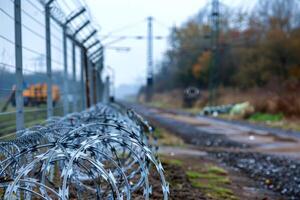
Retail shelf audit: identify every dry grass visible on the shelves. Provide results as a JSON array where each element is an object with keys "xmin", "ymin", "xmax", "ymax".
[
  {"xmin": 215, "ymin": 83, "xmax": 300, "ymax": 117},
  {"xmin": 153, "ymin": 126, "xmax": 185, "ymax": 147},
  {"xmin": 148, "ymin": 83, "xmax": 300, "ymax": 118}
]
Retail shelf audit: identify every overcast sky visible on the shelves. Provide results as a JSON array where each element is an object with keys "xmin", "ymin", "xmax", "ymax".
[
  {"xmin": 85, "ymin": 0, "xmax": 255, "ymax": 88},
  {"xmin": 0, "ymin": 0, "xmax": 256, "ymax": 90}
]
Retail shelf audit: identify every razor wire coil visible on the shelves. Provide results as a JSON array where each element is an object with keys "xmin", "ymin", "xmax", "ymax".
[{"xmin": 0, "ymin": 103, "xmax": 169, "ymax": 199}]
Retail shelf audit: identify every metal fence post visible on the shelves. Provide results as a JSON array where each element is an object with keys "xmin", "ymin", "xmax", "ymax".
[
  {"xmin": 95, "ymin": 62, "xmax": 101, "ymax": 103},
  {"xmin": 93, "ymin": 66, "xmax": 97, "ymax": 104},
  {"xmin": 63, "ymin": 26, "xmax": 69, "ymax": 115},
  {"xmin": 14, "ymin": 0, "xmax": 24, "ymax": 132},
  {"xmin": 72, "ymin": 42, "xmax": 77, "ymax": 112},
  {"xmin": 88, "ymin": 60, "xmax": 94, "ymax": 105},
  {"xmin": 103, "ymin": 76, "xmax": 110, "ymax": 104},
  {"xmin": 45, "ymin": 1, "xmax": 53, "ymax": 118},
  {"xmin": 83, "ymin": 50, "xmax": 91, "ymax": 107},
  {"xmin": 98, "ymin": 72, "xmax": 104, "ymax": 102},
  {"xmin": 99, "ymin": 51, "xmax": 104, "ymax": 102},
  {"xmin": 80, "ymin": 48, "xmax": 86, "ymax": 110}
]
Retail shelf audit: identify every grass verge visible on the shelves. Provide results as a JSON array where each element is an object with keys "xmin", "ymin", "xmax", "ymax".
[
  {"xmin": 153, "ymin": 127, "xmax": 185, "ymax": 147},
  {"xmin": 248, "ymin": 112, "xmax": 283, "ymax": 122},
  {"xmin": 186, "ymin": 164, "xmax": 237, "ymax": 200}
]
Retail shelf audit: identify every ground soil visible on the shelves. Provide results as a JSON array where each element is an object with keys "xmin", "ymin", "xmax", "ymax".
[
  {"xmin": 132, "ymin": 160, "xmax": 208, "ymax": 200},
  {"xmin": 127, "ymin": 103, "xmax": 296, "ymax": 199}
]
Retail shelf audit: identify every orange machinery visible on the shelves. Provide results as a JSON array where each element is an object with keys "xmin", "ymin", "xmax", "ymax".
[
  {"xmin": 1, "ymin": 83, "xmax": 60, "ymax": 112},
  {"xmin": 21, "ymin": 83, "xmax": 60, "ymax": 106}
]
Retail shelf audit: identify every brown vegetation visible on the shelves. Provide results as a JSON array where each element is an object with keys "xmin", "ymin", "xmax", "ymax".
[{"xmin": 150, "ymin": 0, "xmax": 300, "ymax": 118}]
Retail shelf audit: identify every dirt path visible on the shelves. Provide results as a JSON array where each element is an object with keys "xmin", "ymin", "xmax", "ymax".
[
  {"xmin": 159, "ymin": 146, "xmax": 283, "ymax": 200},
  {"xmin": 126, "ymin": 103, "xmax": 300, "ymax": 199},
  {"xmin": 157, "ymin": 109, "xmax": 300, "ymax": 159}
]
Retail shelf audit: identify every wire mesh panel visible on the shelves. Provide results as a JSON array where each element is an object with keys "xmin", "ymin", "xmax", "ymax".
[
  {"xmin": 21, "ymin": 0, "xmax": 48, "ymax": 128},
  {"xmin": 0, "ymin": 0, "xmax": 104, "ymax": 139},
  {"xmin": 0, "ymin": 1, "xmax": 17, "ymax": 138},
  {"xmin": 51, "ymin": 17, "xmax": 64, "ymax": 116}
]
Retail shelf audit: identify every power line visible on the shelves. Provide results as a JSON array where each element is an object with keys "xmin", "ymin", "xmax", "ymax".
[
  {"xmin": 0, "ymin": 7, "xmax": 14, "ymax": 20},
  {"xmin": 22, "ymin": 23, "xmax": 46, "ymax": 40},
  {"xmin": 0, "ymin": 62, "xmax": 15, "ymax": 69},
  {"xmin": 152, "ymin": 18, "xmax": 171, "ymax": 30},
  {"xmin": 0, "ymin": 62, "xmax": 47, "ymax": 77},
  {"xmin": 51, "ymin": 44, "xmax": 63, "ymax": 53},
  {"xmin": 21, "ymin": 7, "xmax": 45, "ymax": 28},
  {"xmin": 51, "ymin": 32, "xmax": 63, "ymax": 43},
  {"xmin": 22, "ymin": 45, "xmax": 45, "ymax": 57},
  {"xmin": 101, "ymin": 19, "xmax": 146, "ymax": 41},
  {"xmin": 0, "ymin": 34, "xmax": 15, "ymax": 45},
  {"xmin": 26, "ymin": 0, "xmax": 45, "ymax": 15}
]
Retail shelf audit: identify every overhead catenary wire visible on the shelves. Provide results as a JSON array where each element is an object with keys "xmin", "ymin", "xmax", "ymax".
[{"xmin": 101, "ymin": 19, "xmax": 146, "ymax": 41}]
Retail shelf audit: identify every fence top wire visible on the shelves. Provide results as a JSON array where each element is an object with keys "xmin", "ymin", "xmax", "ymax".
[
  {"xmin": 36, "ymin": 0, "xmax": 102, "ymax": 53},
  {"xmin": 1, "ymin": 0, "xmax": 102, "ymax": 63}
]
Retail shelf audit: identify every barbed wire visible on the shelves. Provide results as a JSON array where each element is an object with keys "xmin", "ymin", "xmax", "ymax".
[{"xmin": 0, "ymin": 103, "xmax": 169, "ymax": 199}]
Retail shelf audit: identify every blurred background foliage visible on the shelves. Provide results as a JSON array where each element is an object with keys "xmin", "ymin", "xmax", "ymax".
[{"xmin": 153, "ymin": 0, "xmax": 300, "ymax": 92}]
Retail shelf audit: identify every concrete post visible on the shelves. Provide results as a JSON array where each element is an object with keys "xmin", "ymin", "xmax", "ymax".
[
  {"xmin": 103, "ymin": 76, "xmax": 110, "ymax": 104},
  {"xmin": 146, "ymin": 16, "xmax": 153, "ymax": 102},
  {"xmin": 45, "ymin": 2, "xmax": 53, "ymax": 118},
  {"xmin": 83, "ymin": 50, "xmax": 91, "ymax": 108},
  {"xmin": 63, "ymin": 27, "xmax": 69, "ymax": 115},
  {"xmin": 88, "ymin": 60, "xmax": 94, "ymax": 105},
  {"xmin": 72, "ymin": 42, "xmax": 77, "ymax": 112},
  {"xmin": 80, "ymin": 48, "xmax": 86, "ymax": 110},
  {"xmin": 14, "ymin": 0, "xmax": 24, "ymax": 132}
]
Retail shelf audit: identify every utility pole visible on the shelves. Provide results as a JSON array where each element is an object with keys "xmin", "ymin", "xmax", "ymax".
[
  {"xmin": 145, "ymin": 16, "xmax": 153, "ymax": 102},
  {"xmin": 209, "ymin": 0, "xmax": 220, "ymax": 106}
]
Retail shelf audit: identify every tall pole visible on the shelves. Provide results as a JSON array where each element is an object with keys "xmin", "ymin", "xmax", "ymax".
[
  {"xmin": 93, "ymin": 67, "xmax": 97, "ymax": 104},
  {"xmin": 45, "ymin": 1, "xmax": 53, "ymax": 118},
  {"xmin": 106, "ymin": 66, "xmax": 115, "ymax": 100},
  {"xmin": 145, "ymin": 16, "xmax": 153, "ymax": 102},
  {"xmin": 96, "ymin": 62, "xmax": 104, "ymax": 102},
  {"xmin": 80, "ymin": 48, "xmax": 86, "ymax": 110},
  {"xmin": 84, "ymin": 51, "xmax": 91, "ymax": 108},
  {"xmin": 63, "ymin": 27, "xmax": 69, "ymax": 115},
  {"xmin": 72, "ymin": 42, "xmax": 77, "ymax": 112},
  {"xmin": 98, "ymin": 50, "xmax": 104, "ymax": 102},
  {"xmin": 209, "ymin": 0, "xmax": 220, "ymax": 106},
  {"xmin": 14, "ymin": 0, "xmax": 24, "ymax": 132},
  {"xmin": 103, "ymin": 76, "xmax": 110, "ymax": 103},
  {"xmin": 88, "ymin": 59, "xmax": 94, "ymax": 106}
]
